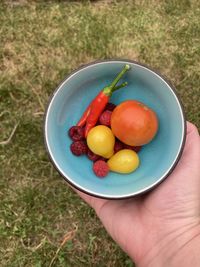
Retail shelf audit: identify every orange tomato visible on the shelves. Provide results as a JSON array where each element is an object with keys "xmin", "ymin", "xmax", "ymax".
[{"xmin": 111, "ymin": 100, "xmax": 158, "ymax": 146}]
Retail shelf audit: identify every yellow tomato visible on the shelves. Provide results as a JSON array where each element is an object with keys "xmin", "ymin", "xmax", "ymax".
[
  {"xmin": 86, "ymin": 125, "xmax": 115, "ymax": 158},
  {"xmin": 107, "ymin": 149, "xmax": 140, "ymax": 173}
]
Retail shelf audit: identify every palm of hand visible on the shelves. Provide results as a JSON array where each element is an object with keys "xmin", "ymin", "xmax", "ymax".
[{"xmin": 77, "ymin": 123, "xmax": 200, "ymax": 265}]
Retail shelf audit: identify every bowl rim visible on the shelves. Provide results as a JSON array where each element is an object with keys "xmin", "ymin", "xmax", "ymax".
[{"xmin": 44, "ymin": 59, "xmax": 186, "ymax": 199}]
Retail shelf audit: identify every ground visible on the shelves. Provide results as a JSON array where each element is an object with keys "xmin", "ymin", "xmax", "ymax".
[{"xmin": 0, "ymin": 0, "xmax": 200, "ymax": 266}]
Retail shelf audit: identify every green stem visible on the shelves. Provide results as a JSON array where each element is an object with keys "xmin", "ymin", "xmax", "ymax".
[
  {"xmin": 103, "ymin": 82, "xmax": 128, "ymax": 96},
  {"xmin": 109, "ymin": 64, "xmax": 130, "ymax": 90},
  {"xmin": 112, "ymin": 82, "xmax": 128, "ymax": 92}
]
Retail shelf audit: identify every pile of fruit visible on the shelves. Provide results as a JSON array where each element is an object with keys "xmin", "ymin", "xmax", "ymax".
[{"xmin": 68, "ymin": 65, "xmax": 158, "ymax": 178}]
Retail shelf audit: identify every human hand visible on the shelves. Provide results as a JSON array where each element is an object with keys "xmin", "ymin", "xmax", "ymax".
[{"xmin": 76, "ymin": 122, "xmax": 200, "ymax": 267}]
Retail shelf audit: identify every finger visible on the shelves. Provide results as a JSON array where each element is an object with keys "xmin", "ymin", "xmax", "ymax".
[
  {"xmin": 186, "ymin": 121, "xmax": 200, "ymax": 136},
  {"xmin": 181, "ymin": 122, "xmax": 200, "ymax": 165},
  {"xmin": 160, "ymin": 121, "xmax": 200, "ymax": 187}
]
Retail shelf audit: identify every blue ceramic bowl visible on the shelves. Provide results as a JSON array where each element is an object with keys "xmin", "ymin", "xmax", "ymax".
[{"xmin": 44, "ymin": 60, "xmax": 186, "ymax": 199}]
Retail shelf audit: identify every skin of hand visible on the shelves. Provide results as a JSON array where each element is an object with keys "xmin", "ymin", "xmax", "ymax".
[{"xmin": 75, "ymin": 122, "xmax": 200, "ymax": 267}]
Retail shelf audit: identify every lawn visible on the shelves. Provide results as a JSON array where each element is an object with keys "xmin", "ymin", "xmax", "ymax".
[{"xmin": 0, "ymin": 0, "xmax": 200, "ymax": 266}]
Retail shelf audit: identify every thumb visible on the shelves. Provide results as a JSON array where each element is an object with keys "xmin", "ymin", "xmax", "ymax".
[{"xmin": 179, "ymin": 122, "xmax": 200, "ymax": 172}]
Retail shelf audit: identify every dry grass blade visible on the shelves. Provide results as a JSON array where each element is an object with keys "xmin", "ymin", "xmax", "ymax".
[
  {"xmin": 0, "ymin": 111, "xmax": 10, "ymax": 118},
  {"xmin": 22, "ymin": 77, "xmax": 45, "ymax": 111},
  {"xmin": 49, "ymin": 226, "xmax": 78, "ymax": 267},
  {"xmin": 0, "ymin": 122, "xmax": 19, "ymax": 145},
  {"xmin": 33, "ymin": 111, "xmax": 44, "ymax": 117},
  {"xmin": 20, "ymin": 237, "xmax": 47, "ymax": 252}
]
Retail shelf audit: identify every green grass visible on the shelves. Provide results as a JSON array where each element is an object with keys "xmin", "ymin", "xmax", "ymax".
[{"xmin": 0, "ymin": 0, "xmax": 200, "ymax": 266}]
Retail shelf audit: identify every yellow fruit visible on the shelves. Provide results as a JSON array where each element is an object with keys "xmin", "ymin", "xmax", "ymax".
[
  {"xmin": 107, "ymin": 149, "xmax": 140, "ymax": 173},
  {"xmin": 86, "ymin": 125, "xmax": 115, "ymax": 159}
]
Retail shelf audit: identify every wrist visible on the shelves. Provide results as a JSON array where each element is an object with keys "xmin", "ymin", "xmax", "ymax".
[{"xmin": 138, "ymin": 221, "xmax": 200, "ymax": 267}]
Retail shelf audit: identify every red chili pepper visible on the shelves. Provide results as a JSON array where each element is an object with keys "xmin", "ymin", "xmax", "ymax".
[
  {"xmin": 80, "ymin": 64, "xmax": 130, "ymax": 137},
  {"xmin": 77, "ymin": 82, "xmax": 127, "ymax": 128},
  {"xmin": 77, "ymin": 103, "xmax": 92, "ymax": 127}
]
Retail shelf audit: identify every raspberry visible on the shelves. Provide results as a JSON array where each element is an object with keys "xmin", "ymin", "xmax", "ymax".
[
  {"xmin": 70, "ymin": 141, "xmax": 88, "ymax": 156},
  {"xmin": 123, "ymin": 144, "xmax": 142, "ymax": 153},
  {"xmin": 123, "ymin": 144, "xmax": 133, "ymax": 150},
  {"xmin": 114, "ymin": 140, "xmax": 124, "ymax": 153},
  {"xmin": 93, "ymin": 160, "xmax": 109, "ymax": 178},
  {"xmin": 105, "ymin": 102, "xmax": 116, "ymax": 111},
  {"xmin": 68, "ymin": 126, "xmax": 84, "ymax": 141},
  {"xmin": 133, "ymin": 146, "xmax": 142, "ymax": 153},
  {"xmin": 87, "ymin": 149, "xmax": 101, "ymax": 161},
  {"xmin": 99, "ymin": 110, "xmax": 112, "ymax": 126},
  {"xmin": 98, "ymin": 156, "xmax": 107, "ymax": 161}
]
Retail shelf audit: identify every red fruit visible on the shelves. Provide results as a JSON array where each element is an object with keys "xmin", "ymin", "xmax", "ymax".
[
  {"xmin": 105, "ymin": 102, "xmax": 116, "ymax": 111},
  {"xmin": 68, "ymin": 126, "xmax": 84, "ymax": 141},
  {"xmin": 133, "ymin": 146, "xmax": 142, "ymax": 153},
  {"xmin": 114, "ymin": 140, "xmax": 124, "ymax": 153},
  {"xmin": 93, "ymin": 160, "xmax": 109, "ymax": 178},
  {"xmin": 99, "ymin": 110, "xmax": 112, "ymax": 126},
  {"xmin": 70, "ymin": 141, "xmax": 88, "ymax": 156},
  {"xmin": 123, "ymin": 144, "xmax": 142, "ymax": 153},
  {"xmin": 111, "ymin": 100, "xmax": 158, "ymax": 146},
  {"xmin": 87, "ymin": 149, "xmax": 101, "ymax": 161},
  {"xmin": 98, "ymin": 157, "xmax": 107, "ymax": 161}
]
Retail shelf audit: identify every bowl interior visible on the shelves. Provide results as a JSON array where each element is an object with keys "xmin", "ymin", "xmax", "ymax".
[{"xmin": 45, "ymin": 61, "xmax": 185, "ymax": 198}]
